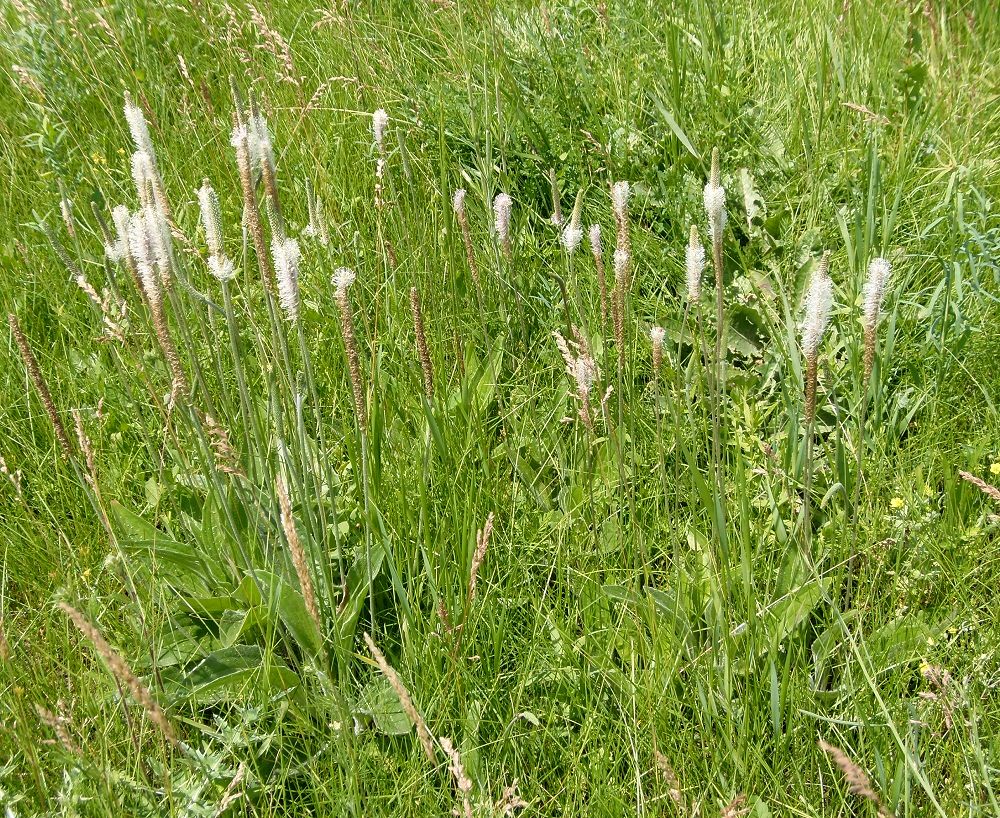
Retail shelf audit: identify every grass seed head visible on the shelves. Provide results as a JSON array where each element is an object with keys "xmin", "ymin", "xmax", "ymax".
[
  {"xmin": 8, "ymin": 313, "xmax": 73, "ymax": 459},
  {"xmin": 410, "ymin": 287, "xmax": 434, "ymax": 399},
  {"xmin": 862, "ymin": 256, "xmax": 892, "ymax": 381},
  {"xmin": 704, "ymin": 147, "xmax": 727, "ymax": 242},
  {"xmin": 453, "ymin": 188, "xmax": 479, "ymax": 287},
  {"xmin": 493, "ymin": 193, "xmax": 512, "ymax": 258},
  {"xmin": 59, "ymin": 602, "xmax": 178, "ymax": 747},
  {"xmin": 802, "ymin": 252, "xmax": 834, "ymax": 363},
  {"xmin": 363, "ymin": 633, "xmax": 436, "ymax": 762},
  {"xmin": 590, "ymin": 223, "xmax": 608, "ymax": 326},
  {"xmin": 372, "ymin": 108, "xmax": 389, "ymax": 152},
  {"xmin": 561, "ymin": 189, "xmax": 584, "ymax": 255},
  {"xmin": 650, "ymin": 326, "xmax": 666, "ymax": 378},
  {"xmin": 108, "ymin": 205, "xmax": 131, "ymax": 263},
  {"xmin": 686, "ymin": 224, "xmax": 705, "ymax": 302},
  {"xmin": 958, "ymin": 470, "xmax": 1000, "ymax": 504},
  {"xmin": 468, "ymin": 511, "xmax": 494, "ymax": 604},
  {"xmin": 272, "ymin": 236, "xmax": 301, "ymax": 322},
  {"xmin": 197, "ymin": 180, "xmax": 224, "ymax": 257},
  {"xmin": 549, "ymin": 167, "xmax": 563, "ymax": 226},
  {"xmin": 588, "ymin": 223, "xmax": 602, "ymax": 259},
  {"xmin": 276, "ymin": 476, "xmax": 322, "ymax": 636},
  {"xmin": 123, "ymin": 91, "xmax": 155, "ymax": 161},
  {"xmin": 819, "ymin": 739, "xmax": 895, "ymax": 818},
  {"xmin": 35, "ymin": 704, "xmax": 80, "ymax": 757},
  {"xmin": 611, "ymin": 180, "xmax": 630, "ymax": 222}
]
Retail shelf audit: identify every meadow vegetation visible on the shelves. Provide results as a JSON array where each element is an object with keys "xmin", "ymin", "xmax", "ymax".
[{"xmin": 1, "ymin": 0, "xmax": 999, "ymax": 814}]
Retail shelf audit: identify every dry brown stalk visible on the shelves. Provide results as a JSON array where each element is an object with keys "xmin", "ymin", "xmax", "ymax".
[
  {"xmin": 819, "ymin": 739, "xmax": 895, "ymax": 818},
  {"xmin": 467, "ymin": 511, "xmax": 494, "ymax": 604},
  {"xmin": 410, "ymin": 287, "xmax": 434, "ymax": 399},
  {"xmin": 363, "ymin": 632, "xmax": 435, "ymax": 762},
  {"xmin": 276, "ymin": 476, "xmax": 322, "ymax": 637},
  {"xmin": 9, "ymin": 314, "xmax": 74, "ymax": 458},
  {"xmin": 958, "ymin": 470, "xmax": 1000, "ymax": 504},
  {"xmin": 59, "ymin": 602, "xmax": 178, "ymax": 747}
]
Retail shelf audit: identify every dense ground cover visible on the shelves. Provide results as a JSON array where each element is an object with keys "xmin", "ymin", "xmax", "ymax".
[{"xmin": 1, "ymin": 0, "xmax": 999, "ymax": 814}]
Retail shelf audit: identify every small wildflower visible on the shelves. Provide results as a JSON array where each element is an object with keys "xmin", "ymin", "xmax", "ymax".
[
  {"xmin": 890, "ymin": 496, "xmax": 904, "ymax": 510},
  {"xmin": 991, "ymin": 462, "xmax": 1000, "ymax": 476}
]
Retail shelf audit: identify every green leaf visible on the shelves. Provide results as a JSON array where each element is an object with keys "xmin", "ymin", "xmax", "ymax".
[
  {"xmin": 175, "ymin": 645, "xmax": 299, "ymax": 705},
  {"xmin": 358, "ymin": 676, "xmax": 411, "ymax": 736},
  {"xmin": 109, "ymin": 500, "xmax": 163, "ymax": 542},
  {"xmin": 255, "ymin": 570, "xmax": 324, "ymax": 657},
  {"xmin": 649, "ymin": 91, "xmax": 700, "ymax": 159},
  {"xmin": 764, "ymin": 580, "xmax": 828, "ymax": 647},
  {"xmin": 336, "ymin": 544, "xmax": 385, "ymax": 649}
]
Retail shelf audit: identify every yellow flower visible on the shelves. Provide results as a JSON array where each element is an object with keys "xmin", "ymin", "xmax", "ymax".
[
  {"xmin": 990, "ymin": 462, "xmax": 1000, "ymax": 476},
  {"xmin": 890, "ymin": 497, "xmax": 904, "ymax": 510}
]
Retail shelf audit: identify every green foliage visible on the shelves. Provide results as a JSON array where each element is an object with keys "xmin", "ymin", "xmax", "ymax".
[{"xmin": 1, "ymin": 0, "xmax": 999, "ymax": 815}]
